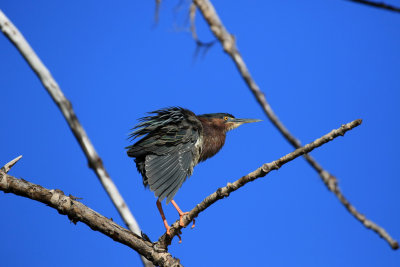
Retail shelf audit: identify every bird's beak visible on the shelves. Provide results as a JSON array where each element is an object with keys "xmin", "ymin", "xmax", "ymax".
[
  {"xmin": 226, "ymin": 118, "xmax": 261, "ymax": 131},
  {"xmin": 231, "ymin": 118, "xmax": 262, "ymax": 124}
]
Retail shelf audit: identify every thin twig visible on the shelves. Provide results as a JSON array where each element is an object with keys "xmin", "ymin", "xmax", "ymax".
[
  {"xmin": 346, "ymin": 0, "xmax": 400, "ymax": 13},
  {"xmin": 0, "ymin": 155, "xmax": 22, "ymax": 173},
  {"xmin": 0, "ymin": 9, "xmax": 153, "ymax": 266},
  {"xmin": 189, "ymin": 3, "xmax": 216, "ymax": 59},
  {"xmin": 190, "ymin": 0, "xmax": 398, "ymax": 250},
  {"xmin": 189, "ymin": 3, "xmax": 198, "ymax": 40},
  {"xmin": 0, "ymin": 159, "xmax": 182, "ymax": 267}
]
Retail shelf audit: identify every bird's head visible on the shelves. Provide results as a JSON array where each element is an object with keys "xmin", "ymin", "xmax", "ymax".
[{"xmin": 198, "ymin": 113, "xmax": 261, "ymax": 132}]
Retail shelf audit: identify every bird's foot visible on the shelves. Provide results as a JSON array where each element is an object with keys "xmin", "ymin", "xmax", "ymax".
[
  {"xmin": 177, "ymin": 211, "xmax": 196, "ymax": 229},
  {"xmin": 170, "ymin": 227, "xmax": 183, "ymax": 243},
  {"xmin": 178, "ymin": 212, "xmax": 196, "ymax": 229},
  {"xmin": 171, "ymin": 200, "xmax": 195, "ymax": 228},
  {"xmin": 165, "ymin": 226, "xmax": 182, "ymax": 244},
  {"xmin": 177, "ymin": 233, "xmax": 182, "ymax": 243},
  {"xmin": 170, "ymin": 200, "xmax": 196, "ymax": 229},
  {"xmin": 165, "ymin": 225, "xmax": 184, "ymax": 244},
  {"xmin": 166, "ymin": 225, "xmax": 171, "ymax": 236}
]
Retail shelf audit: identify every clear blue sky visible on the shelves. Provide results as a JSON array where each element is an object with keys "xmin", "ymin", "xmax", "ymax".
[{"xmin": 1, "ymin": 1, "xmax": 399, "ymax": 266}]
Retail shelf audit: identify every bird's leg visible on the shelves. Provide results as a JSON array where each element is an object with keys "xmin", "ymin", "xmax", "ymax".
[
  {"xmin": 155, "ymin": 199, "xmax": 194, "ymax": 243},
  {"xmin": 171, "ymin": 199, "xmax": 195, "ymax": 228},
  {"xmin": 156, "ymin": 200, "xmax": 183, "ymax": 242},
  {"xmin": 156, "ymin": 200, "xmax": 171, "ymax": 236}
]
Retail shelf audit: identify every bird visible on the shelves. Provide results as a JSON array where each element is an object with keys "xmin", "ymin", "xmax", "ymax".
[{"xmin": 126, "ymin": 107, "xmax": 260, "ymax": 236}]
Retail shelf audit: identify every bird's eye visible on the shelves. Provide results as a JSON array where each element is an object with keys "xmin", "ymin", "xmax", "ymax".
[{"xmin": 223, "ymin": 116, "xmax": 229, "ymax": 121}]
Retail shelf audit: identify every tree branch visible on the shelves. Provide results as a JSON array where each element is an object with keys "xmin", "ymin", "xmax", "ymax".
[
  {"xmin": 0, "ymin": 155, "xmax": 22, "ymax": 173},
  {"xmin": 189, "ymin": 3, "xmax": 217, "ymax": 59},
  {"xmin": 0, "ymin": 9, "xmax": 153, "ymax": 266},
  {"xmin": 190, "ymin": 0, "xmax": 398, "ymax": 250},
  {"xmin": 157, "ymin": 119, "xmax": 399, "ymax": 250},
  {"xmin": 0, "ymin": 157, "xmax": 182, "ymax": 267},
  {"xmin": 346, "ymin": 0, "xmax": 400, "ymax": 13}
]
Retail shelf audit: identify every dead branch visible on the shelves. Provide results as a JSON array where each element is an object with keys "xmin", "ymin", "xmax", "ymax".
[
  {"xmin": 0, "ymin": 157, "xmax": 182, "ymax": 267},
  {"xmin": 190, "ymin": 0, "xmax": 398, "ymax": 250},
  {"xmin": 157, "ymin": 119, "xmax": 397, "ymax": 249},
  {"xmin": 0, "ymin": 9, "xmax": 153, "ymax": 266}
]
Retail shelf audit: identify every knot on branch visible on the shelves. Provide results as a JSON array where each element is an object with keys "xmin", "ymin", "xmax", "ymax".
[
  {"xmin": 216, "ymin": 187, "xmax": 230, "ymax": 198},
  {"xmin": 88, "ymin": 157, "xmax": 104, "ymax": 170},
  {"xmin": 48, "ymin": 189, "xmax": 79, "ymax": 224},
  {"xmin": 153, "ymin": 242, "xmax": 168, "ymax": 253},
  {"xmin": 49, "ymin": 189, "xmax": 64, "ymax": 203},
  {"xmin": 262, "ymin": 162, "xmax": 279, "ymax": 174},
  {"xmin": 338, "ymin": 126, "xmax": 346, "ymax": 136}
]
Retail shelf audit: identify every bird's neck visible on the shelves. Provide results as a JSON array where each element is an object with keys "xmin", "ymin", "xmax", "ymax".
[{"xmin": 198, "ymin": 118, "xmax": 227, "ymax": 162}]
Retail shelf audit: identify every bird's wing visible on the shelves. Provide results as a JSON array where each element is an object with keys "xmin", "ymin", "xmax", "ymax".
[
  {"xmin": 145, "ymin": 142, "xmax": 195, "ymax": 203},
  {"xmin": 143, "ymin": 126, "xmax": 200, "ymax": 203},
  {"xmin": 126, "ymin": 108, "xmax": 202, "ymax": 203}
]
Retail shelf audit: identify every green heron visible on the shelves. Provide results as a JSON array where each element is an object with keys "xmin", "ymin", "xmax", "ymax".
[{"xmin": 126, "ymin": 107, "xmax": 260, "ymax": 236}]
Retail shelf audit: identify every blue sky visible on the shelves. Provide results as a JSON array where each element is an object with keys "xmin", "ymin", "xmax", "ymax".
[{"xmin": 1, "ymin": 1, "xmax": 399, "ymax": 266}]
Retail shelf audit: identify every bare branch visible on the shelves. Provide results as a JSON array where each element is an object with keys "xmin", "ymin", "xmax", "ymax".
[
  {"xmin": 0, "ymin": 9, "xmax": 152, "ymax": 266},
  {"xmin": 0, "ymin": 164, "xmax": 182, "ymax": 267},
  {"xmin": 158, "ymin": 119, "xmax": 399, "ymax": 250},
  {"xmin": 329, "ymin": 175, "xmax": 399, "ymax": 249},
  {"xmin": 347, "ymin": 0, "xmax": 400, "ymax": 13},
  {"xmin": 190, "ymin": 0, "xmax": 398, "ymax": 249},
  {"xmin": 0, "ymin": 155, "xmax": 22, "ymax": 173},
  {"xmin": 190, "ymin": 0, "xmax": 327, "ymax": 176}
]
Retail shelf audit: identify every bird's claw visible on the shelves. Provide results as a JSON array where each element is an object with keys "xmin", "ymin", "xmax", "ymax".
[
  {"xmin": 165, "ymin": 226, "xmax": 184, "ymax": 244},
  {"xmin": 179, "ymin": 212, "xmax": 196, "ymax": 229},
  {"xmin": 178, "ymin": 233, "xmax": 182, "ymax": 243}
]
